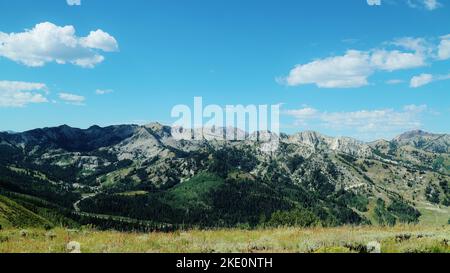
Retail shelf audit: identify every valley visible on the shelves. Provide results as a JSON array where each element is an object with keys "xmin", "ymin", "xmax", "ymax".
[{"xmin": 0, "ymin": 124, "xmax": 449, "ymax": 231}]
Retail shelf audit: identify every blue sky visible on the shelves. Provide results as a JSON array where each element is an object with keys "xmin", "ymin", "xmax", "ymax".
[{"xmin": 0, "ymin": 0, "xmax": 449, "ymax": 140}]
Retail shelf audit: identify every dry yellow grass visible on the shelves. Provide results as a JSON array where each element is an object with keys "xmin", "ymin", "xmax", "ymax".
[{"xmin": 0, "ymin": 225, "xmax": 449, "ymax": 253}]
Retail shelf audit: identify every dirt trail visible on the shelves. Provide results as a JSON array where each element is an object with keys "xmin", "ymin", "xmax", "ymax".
[{"xmin": 73, "ymin": 193, "xmax": 97, "ymax": 212}]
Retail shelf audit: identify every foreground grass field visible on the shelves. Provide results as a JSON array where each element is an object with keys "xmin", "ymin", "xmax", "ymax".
[{"xmin": 0, "ymin": 225, "xmax": 449, "ymax": 253}]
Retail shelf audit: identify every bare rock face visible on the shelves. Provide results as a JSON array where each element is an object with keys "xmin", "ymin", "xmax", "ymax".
[
  {"xmin": 288, "ymin": 131, "xmax": 325, "ymax": 148},
  {"xmin": 327, "ymin": 137, "xmax": 373, "ymax": 158},
  {"xmin": 287, "ymin": 131, "xmax": 373, "ymax": 157},
  {"xmin": 110, "ymin": 127, "xmax": 164, "ymax": 161}
]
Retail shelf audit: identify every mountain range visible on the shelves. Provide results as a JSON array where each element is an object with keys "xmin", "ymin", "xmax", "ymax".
[{"xmin": 0, "ymin": 124, "xmax": 449, "ymax": 230}]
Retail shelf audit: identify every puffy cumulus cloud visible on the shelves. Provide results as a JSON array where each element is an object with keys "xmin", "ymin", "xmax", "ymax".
[
  {"xmin": 284, "ymin": 104, "xmax": 428, "ymax": 139},
  {"xmin": 280, "ymin": 50, "xmax": 373, "ymax": 88},
  {"xmin": 372, "ymin": 37, "xmax": 430, "ymax": 70},
  {"xmin": 80, "ymin": 30, "xmax": 119, "ymax": 52},
  {"xmin": 410, "ymin": 73, "xmax": 450, "ymax": 88},
  {"xmin": 0, "ymin": 22, "xmax": 118, "ymax": 68},
  {"xmin": 438, "ymin": 34, "xmax": 450, "ymax": 60},
  {"xmin": 0, "ymin": 80, "xmax": 48, "ymax": 107},
  {"xmin": 370, "ymin": 50, "xmax": 425, "ymax": 71},
  {"xmin": 58, "ymin": 92, "xmax": 85, "ymax": 105},
  {"xmin": 280, "ymin": 50, "xmax": 423, "ymax": 89},
  {"xmin": 280, "ymin": 37, "xmax": 433, "ymax": 89},
  {"xmin": 67, "ymin": 0, "xmax": 81, "ymax": 6},
  {"xmin": 367, "ymin": 0, "xmax": 381, "ymax": 6}
]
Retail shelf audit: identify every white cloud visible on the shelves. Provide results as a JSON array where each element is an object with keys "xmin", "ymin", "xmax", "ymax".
[
  {"xmin": 285, "ymin": 107, "xmax": 318, "ymax": 117},
  {"xmin": 410, "ymin": 73, "xmax": 433, "ymax": 88},
  {"xmin": 423, "ymin": 0, "xmax": 441, "ymax": 10},
  {"xmin": 281, "ymin": 50, "xmax": 373, "ymax": 88},
  {"xmin": 438, "ymin": 34, "xmax": 450, "ymax": 60},
  {"xmin": 407, "ymin": 0, "xmax": 442, "ymax": 10},
  {"xmin": 0, "ymin": 80, "xmax": 48, "ymax": 107},
  {"xmin": 67, "ymin": 0, "xmax": 81, "ymax": 6},
  {"xmin": 410, "ymin": 72, "xmax": 450, "ymax": 88},
  {"xmin": 367, "ymin": 0, "xmax": 381, "ymax": 6},
  {"xmin": 374, "ymin": 37, "xmax": 430, "ymax": 70},
  {"xmin": 386, "ymin": 79, "xmax": 404, "ymax": 84},
  {"xmin": 392, "ymin": 37, "xmax": 430, "ymax": 53},
  {"xmin": 0, "ymin": 22, "xmax": 118, "ymax": 68},
  {"xmin": 366, "ymin": 0, "xmax": 442, "ymax": 10},
  {"xmin": 58, "ymin": 92, "xmax": 85, "ymax": 105},
  {"xmin": 80, "ymin": 30, "xmax": 119, "ymax": 52},
  {"xmin": 72, "ymin": 55, "xmax": 104, "ymax": 68},
  {"xmin": 285, "ymin": 104, "xmax": 427, "ymax": 139},
  {"xmin": 280, "ymin": 36, "xmax": 436, "ymax": 89},
  {"xmin": 280, "ymin": 50, "xmax": 420, "ymax": 88},
  {"xmin": 370, "ymin": 50, "xmax": 425, "ymax": 71},
  {"xmin": 95, "ymin": 89, "xmax": 113, "ymax": 95}
]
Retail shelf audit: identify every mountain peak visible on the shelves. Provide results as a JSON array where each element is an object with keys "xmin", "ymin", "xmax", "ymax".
[
  {"xmin": 88, "ymin": 125, "xmax": 102, "ymax": 130},
  {"xmin": 394, "ymin": 130, "xmax": 433, "ymax": 141},
  {"xmin": 1, "ymin": 130, "xmax": 16, "ymax": 134},
  {"xmin": 144, "ymin": 122, "xmax": 168, "ymax": 131}
]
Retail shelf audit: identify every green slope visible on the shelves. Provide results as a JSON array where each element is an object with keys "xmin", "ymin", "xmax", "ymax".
[
  {"xmin": 79, "ymin": 171, "xmax": 366, "ymax": 228},
  {"xmin": 164, "ymin": 173, "xmax": 225, "ymax": 208},
  {"xmin": 0, "ymin": 194, "xmax": 53, "ymax": 229}
]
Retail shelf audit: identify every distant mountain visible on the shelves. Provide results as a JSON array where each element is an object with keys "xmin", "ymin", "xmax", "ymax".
[
  {"xmin": 393, "ymin": 130, "xmax": 450, "ymax": 154},
  {"xmin": 0, "ymin": 124, "xmax": 449, "ymax": 230},
  {"xmin": 3, "ymin": 124, "xmax": 137, "ymax": 152}
]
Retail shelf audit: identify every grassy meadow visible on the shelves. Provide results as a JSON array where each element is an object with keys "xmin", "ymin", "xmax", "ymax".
[{"xmin": 0, "ymin": 225, "xmax": 448, "ymax": 253}]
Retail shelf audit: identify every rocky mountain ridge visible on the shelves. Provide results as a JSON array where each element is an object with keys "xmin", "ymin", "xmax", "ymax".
[{"xmin": 0, "ymin": 124, "xmax": 448, "ymax": 228}]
